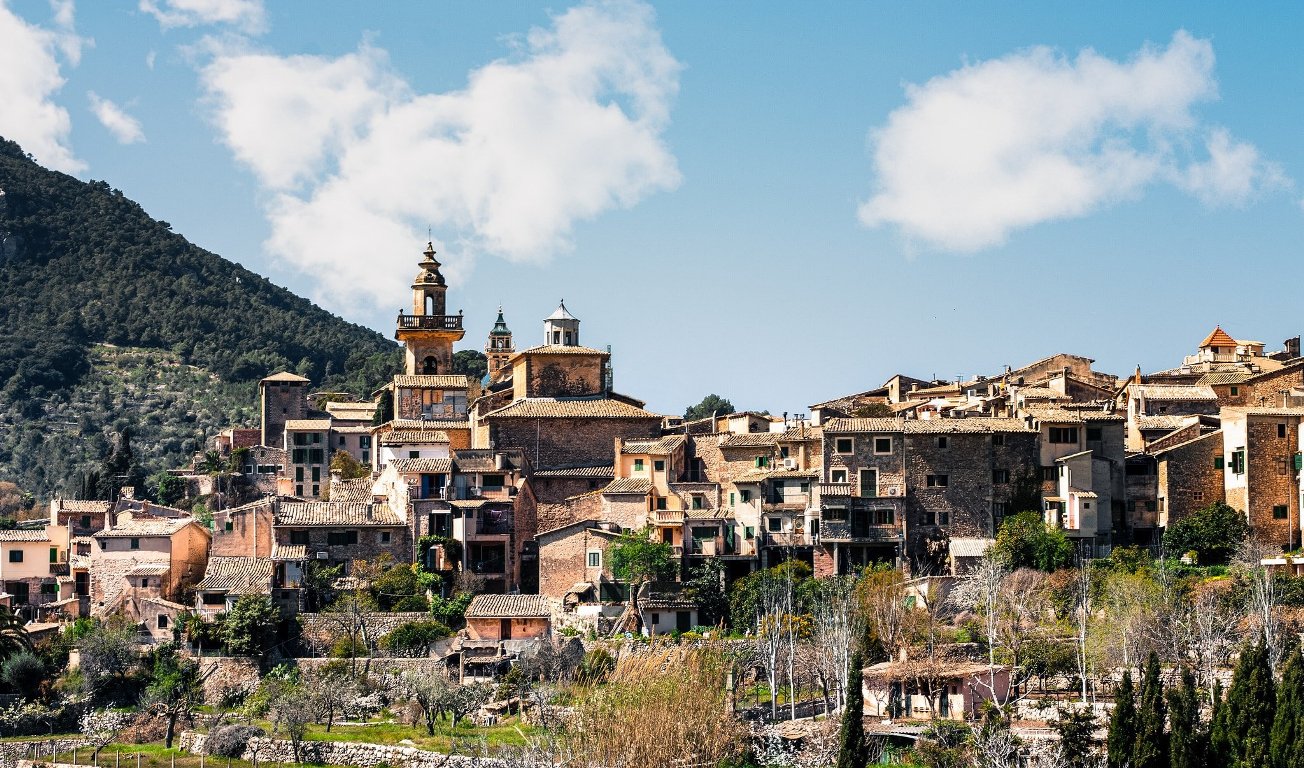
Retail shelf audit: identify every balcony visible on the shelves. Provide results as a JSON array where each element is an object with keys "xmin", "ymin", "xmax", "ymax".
[
  {"xmin": 475, "ymin": 516, "xmax": 513, "ymax": 536},
  {"xmin": 469, "ymin": 558, "xmax": 507, "ymax": 575},
  {"xmin": 652, "ymin": 509, "xmax": 684, "ymax": 526},
  {"xmin": 763, "ymin": 494, "xmax": 811, "ymax": 512},
  {"xmin": 818, "ymin": 483, "xmax": 854, "ymax": 498},
  {"xmin": 818, "ymin": 521, "xmax": 903, "ymax": 543},
  {"xmin": 397, "ymin": 313, "xmax": 463, "ymax": 331}
]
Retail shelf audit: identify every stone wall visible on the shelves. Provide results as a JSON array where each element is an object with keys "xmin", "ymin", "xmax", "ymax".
[
  {"xmin": 1157, "ymin": 430, "xmax": 1224, "ymax": 530},
  {"xmin": 180, "ymin": 731, "xmax": 502, "ymax": 768},
  {"xmin": 537, "ymin": 491, "xmax": 602, "ymax": 534},
  {"xmin": 487, "ymin": 417, "xmax": 660, "ymax": 472},
  {"xmin": 0, "ymin": 739, "xmax": 89, "ymax": 767},
  {"xmin": 1245, "ymin": 417, "xmax": 1300, "ymax": 546},
  {"xmin": 537, "ymin": 523, "xmax": 612, "ymax": 599},
  {"xmin": 197, "ymin": 656, "xmax": 262, "ymax": 704},
  {"xmin": 298, "ymin": 611, "xmax": 432, "ymax": 652}
]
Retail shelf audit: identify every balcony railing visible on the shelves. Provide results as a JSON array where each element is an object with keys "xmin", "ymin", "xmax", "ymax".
[
  {"xmin": 475, "ymin": 518, "xmax": 513, "ymax": 535},
  {"xmin": 652, "ymin": 509, "xmax": 684, "ymax": 526},
  {"xmin": 397, "ymin": 313, "xmax": 464, "ymax": 331},
  {"xmin": 818, "ymin": 483, "xmax": 854, "ymax": 497},
  {"xmin": 470, "ymin": 558, "xmax": 507, "ymax": 575},
  {"xmin": 818, "ymin": 521, "xmax": 903, "ymax": 543}
]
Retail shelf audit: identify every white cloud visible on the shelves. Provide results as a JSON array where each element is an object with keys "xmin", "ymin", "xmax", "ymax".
[
  {"xmin": 200, "ymin": 0, "xmax": 681, "ymax": 315},
  {"xmin": 0, "ymin": 1, "xmax": 84, "ymax": 172},
  {"xmin": 88, "ymin": 92, "xmax": 145, "ymax": 144},
  {"xmin": 140, "ymin": 0, "xmax": 265, "ymax": 34},
  {"xmin": 858, "ymin": 32, "xmax": 1290, "ymax": 251}
]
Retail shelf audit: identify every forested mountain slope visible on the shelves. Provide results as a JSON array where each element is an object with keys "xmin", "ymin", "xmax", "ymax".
[{"xmin": 0, "ymin": 137, "xmax": 401, "ymax": 496}]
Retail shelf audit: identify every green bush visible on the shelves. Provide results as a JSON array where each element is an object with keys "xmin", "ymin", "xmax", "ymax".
[
  {"xmin": 378, "ymin": 621, "xmax": 451, "ymax": 657},
  {"xmin": 331, "ymin": 636, "xmax": 367, "ymax": 659},
  {"xmin": 1163, "ymin": 502, "xmax": 1249, "ymax": 565}
]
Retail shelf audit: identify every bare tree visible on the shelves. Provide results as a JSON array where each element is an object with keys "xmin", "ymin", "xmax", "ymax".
[
  {"xmin": 1236, "ymin": 538, "xmax": 1282, "ymax": 671},
  {"xmin": 811, "ymin": 576, "xmax": 862, "ymax": 712},
  {"xmin": 755, "ymin": 575, "xmax": 789, "ymax": 719},
  {"xmin": 1178, "ymin": 579, "xmax": 1239, "ymax": 705},
  {"xmin": 950, "ymin": 555, "xmax": 1012, "ymax": 710}
]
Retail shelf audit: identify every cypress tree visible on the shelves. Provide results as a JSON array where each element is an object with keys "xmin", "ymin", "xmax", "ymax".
[
  {"xmin": 836, "ymin": 649, "xmax": 865, "ymax": 768},
  {"xmin": 1221, "ymin": 643, "xmax": 1276, "ymax": 768},
  {"xmin": 1134, "ymin": 652, "xmax": 1168, "ymax": 768},
  {"xmin": 1053, "ymin": 706, "xmax": 1097, "ymax": 768},
  {"xmin": 1168, "ymin": 667, "xmax": 1204, "ymax": 768},
  {"xmin": 1108, "ymin": 670, "xmax": 1138, "ymax": 768},
  {"xmin": 1210, "ymin": 680, "xmax": 1230, "ymax": 768},
  {"xmin": 1270, "ymin": 647, "xmax": 1304, "ymax": 768}
]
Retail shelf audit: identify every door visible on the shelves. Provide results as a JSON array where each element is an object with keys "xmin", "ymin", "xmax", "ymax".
[
  {"xmin": 676, "ymin": 611, "xmax": 692, "ymax": 632},
  {"xmin": 859, "ymin": 468, "xmax": 878, "ymax": 498},
  {"xmin": 499, "ymin": 619, "xmax": 512, "ymax": 640}
]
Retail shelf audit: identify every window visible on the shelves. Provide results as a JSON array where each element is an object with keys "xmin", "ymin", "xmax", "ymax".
[
  {"xmin": 157, "ymin": 615, "xmax": 169, "ymax": 629},
  {"xmin": 80, "ymin": 515, "xmax": 92, "ymax": 529},
  {"xmin": 1193, "ymin": 491, "xmax": 1204, "ymax": 501},
  {"xmin": 7, "ymin": 550, "xmax": 21, "ymax": 563},
  {"xmin": 936, "ymin": 436, "xmax": 948, "ymax": 449},
  {"xmin": 1280, "ymin": 458, "xmax": 1292, "ymax": 476},
  {"xmin": 871, "ymin": 508, "xmax": 895, "ymax": 525},
  {"xmin": 309, "ymin": 449, "xmax": 324, "ymax": 463},
  {"xmin": 202, "ymin": 593, "xmax": 225, "ymax": 605},
  {"xmin": 993, "ymin": 469, "xmax": 1010, "ymax": 484},
  {"xmin": 327, "ymin": 530, "xmax": 358, "ymax": 546},
  {"xmin": 1041, "ymin": 466, "xmax": 1059, "ymax": 481},
  {"xmin": 925, "ymin": 510, "xmax": 949, "ymax": 526},
  {"xmin": 730, "ymin": 492, "xmax": 736, "ymax": 506},
  {"xmin": 311, "ymin": 433, "xmax": 322, "ymax": 444},
  {"xmin": 633, "ymin": 458, "xmax": 645, "ymax": 472},
  {"xmin": 1231, "ymin": 449, "xmax": 1246, "ymax": 475},
  {"xmin": 295, "ymin": 466, "xmax": 305, "ymax": 481},
  {"xmin": 992, "ymin": 434, "xmax": 1005, "ymax": 446},
  {"xmin": 311, "ymin": 467, "xmax": 320, "ymax": 482},
  {"xmin": 874, "ymin": 437, "xmax": 893, "ymax": 454},
  {"xmin": 1230, "ymin": 386, "xmax": 1240, "ymax": 396},
  {"xmin": 1281, "ymin": 423, "xmax": 1290, "ymax": 439},
  {"xmin": 312, "ymin": 485, "xmax": 319, "ymax": 496},
  {"xmin": 1214, "ymin": 456, "xmax": 1225, "ymax": 470},
  {"xmin": 655, "ymin": 497, "xmax": 667, "ymax": 511},
  {"xmin": 130, "ymin": 538, "xmax": 140, "ymax": 550},
  {"xmin": 835, "ymin": 437, "xmax": 854, "ymax": 454},
  {"xmin": 1086, "ymin": 427, "xmax": 1103, "ymax": 441},
  {"xmin": 40, "ymin": 582, "xmax": 57, "ymax": 595},
  {"xmin": 823, "ymin": 507, "xmax": 848, "ymax": 521},
  {"xmin": 779, "ymin": 446, "xmax": 789, "ymax": 459},
  {"xmin": 754, "ymin": 456, "xmax": 770, "ymax": 468},
  {"xmin": 831, "ymin": 469, "xmax": 848, "ymax": 483},
  {"xmin": 380, "ymin": 531, "xmax": 391, "ymax": 544},
  {"xmin": 360, "ymin": 436, "xmax": 371, "ymax": 448},
  {"xmin": 767, "ymin": 517, "xmax": 782, "ymax": 532},
  {"xmin": 295, "ymin": 485, "xmax": 304, "ymax": 496},
  {"xmin": 859, "ymin": 468, "xmax": 878, "ymax": 497},
  {"xmin": 1274, "ymin": 505, "xmax": 1289, "ymax": 520},
  {"xmin": 692, "ymin": 495, "xmax": 704, "ymax": 510},
  {"xmin": 1049, "ymin": 427, "xmax": 1079, "ymax": 444},
  {"xmin": 224, "ymin": 518, "xmax": 234, "ymax": 532},
  {"xmin": 745, "ymin": 526, "xmax": 756, "ymax": 539},
  {"xmin": 409, "ymin": 451, "xmax": 420, "ymax": 459},
  {"xmin": 290, "ymin": 530, "xmax": 309, "ymax": 545},
  {"xmin": 926, "ymin": 475, "xmax": 949, "ymax": 488},
  {"xmin": 481, "ymin": 473, "xmax": 505, "ymax": 488},
  {"xmin": 654, "ymin": 460, "xmax": 665, "ymax": 472},
  {"xmin": 587, "ymin": 551, "xmax": 601, "ymax": 568},
  {"xmin": 49, "ymin": 547, "xmax": 57, "ymax": 563}
]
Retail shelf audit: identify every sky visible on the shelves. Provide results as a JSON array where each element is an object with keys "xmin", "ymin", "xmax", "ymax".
[{"xmin": 3, "ymin": 1, "xmax": 1303, "ymax": 417}]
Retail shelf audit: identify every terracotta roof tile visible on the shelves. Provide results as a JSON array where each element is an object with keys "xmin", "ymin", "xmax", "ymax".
[
  {"xmin": 0, "ymin": 529, "xmax": 52, "ymax": 542},
  {"xmin": 621, "ymin": 435, "xmax": 687, "ymax": 454},
  {"xmin": 486, "ymin": 398, "xmax": 659, "ymax": 420},
  {"xmin": 261, "ymin": 371, "xmax": 311, "ymax": 383},
  {"xmin": 379, "ymin": 429, "xmax": 450, "ymax": 446},
  {"xmin": 531, "ymin": 465, "xmax": 615, "ymax": 478},
  {"xmin": 194, "ymin": 556, "xmax": 274, "ymax": 595},
  {"xmin": 55, "ymin": 500, "xmax": 112, "ymax": 514},
  {"xmin": 1199, "ymin": 327, "xmax": 1238, "ymax": 349},
  {"xmin": 465, "ymin": 593, "xmax": 552, "ymax": 618},
  {"xmin": 94, "ymin": 517, "xmax": 199, "ymax": 538},
  {"xmin": 284, "ymin": 419, "xmax": 332, "ymax": 431},
  {"xmin": 514, "ymin": 345, "xmax": 608, "ymax": 356},
  {"xmin": 389, "ymin": 457, "xmax": 453, "ymax": 474},
  {"xmin": 393, "ymin": 375, "xmax": 473, "ymax": 388},
  {"xmin": 329, "ymin": 478, "xmax": 374, "ymax": 503},
  {"xmin": 275, "ymin": 502, "xmax": 403, "ymax": 526},
  {"xmin": 603, "ymin": 478, "xmax": 653, "ymax": 495},
  {"xmin": 1136, "ymin": 385, "xmax": 1217, "ymax": 402}
]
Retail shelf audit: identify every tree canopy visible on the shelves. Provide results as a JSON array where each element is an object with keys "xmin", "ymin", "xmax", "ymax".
[
  {"xmin": 684, "ymin": 394, "xmax": 734, "ymax": 421},
  {"xmin": 1164, "ymin": 502, "xmax": 1250, "ymax": 565},
  {"xmin": 993, "ymin": 510, "xmax": 1075, "ymax": 572}
]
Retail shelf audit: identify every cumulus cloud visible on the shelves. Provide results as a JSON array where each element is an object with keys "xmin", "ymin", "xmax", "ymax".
[
  {"xmin": 858, "ymin": 32, "xmax": 1289, "ymax": 251},
  {"xmin": 0, "ymin": 1, "xmax": 84, "ymax": 172},
  {"xmin": 88, "ymin": 93, "xmax": 145, "ymax": 144},
  {"xmin": 200, "ymin": 0, "xmax": 681, "ymax": 315},
  {"xmin": 140, "ymin": 0, "xmax": 265, "ymax": 34}
]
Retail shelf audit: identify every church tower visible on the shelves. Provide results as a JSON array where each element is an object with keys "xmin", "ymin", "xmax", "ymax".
[
  {"xmin": 543, "ymin": 300, "xmax": 580, "ymax": 347},
  {"xmin": 485, "ymin": 307, "xmax": 515, "ymax": 383},
  {"xmin": 396, "ymin": 242, "xmax": 465, "ymax": 376}
]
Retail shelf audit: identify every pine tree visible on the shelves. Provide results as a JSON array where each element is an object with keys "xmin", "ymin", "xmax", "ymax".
[
  {"xmin": 1168, "ymin": 667, "xmax": 1204, "ymax": 768},
  {"xmin": 836, "ymin": 649, "xmax": 866, "ymax": 768},
  {"xmin": 1053, "ymin": 706, "xmax": 1097, "ymax": 768},
  {"xmin": 1221, "ymin": 643, "xmax": 1276, "ymax": 768},
  {"xmin": 1108, "ymin": 670, "xmax": 1138, "ymax": 768},
  {"xmin": 1270, "ymin": 647, "xmax": 1304, "ymax": 768},
  {"xmin": 1134, "ymin": 652, "xmax": 1169, "ymax": 768}
]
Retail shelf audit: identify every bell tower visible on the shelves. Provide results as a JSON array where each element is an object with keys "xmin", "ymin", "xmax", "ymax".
[
  {"xmin": 485, "ymin": 307, "xmax": 515, "ymax": 383},
  {"xmin": 396, "ymin": 242, "xmax": 465, "ymax": 376}
]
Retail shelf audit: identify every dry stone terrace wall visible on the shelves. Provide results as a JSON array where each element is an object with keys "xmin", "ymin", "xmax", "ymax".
[
  {"xmin": 298, "ymin": 611, "xmax": 433, "ymax": 652},
  {"xmin": 0, "ymin": 740, "xmax": 89, "ymax": 766},
  {"xmin": 180, "ymin": 732, "xmax": 504, "ymax": 768}
]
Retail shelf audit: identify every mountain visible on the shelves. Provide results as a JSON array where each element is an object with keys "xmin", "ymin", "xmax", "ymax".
[{"xmin": 0, "ymin": 137, "xmax": 401, "ymax": 497}]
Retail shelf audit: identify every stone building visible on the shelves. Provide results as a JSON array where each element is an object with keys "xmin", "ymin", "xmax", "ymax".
[
  {"xmin": 485, "ymin": 308, "xmax": 515, "ymax": 384},
  {"xmin": 0, "ymin": 527, "xmax": 70, "ymax": 611},
  {"xmin": 89, "ymin": 514, "xmax": 210, "ymax": 617},
  {"xmin": 1154, "ymin": 430, "xmax": 1225, "ymax": 532},
  {"xmin": 1220, "ymin": 407, "xmax": 1304, "ymax": 550},
  {"xmin": 284, "ymin": 419, "xmax": 331, "ymax": 498},
  {"xmin": 259, "ymin": 371, "xmax": 311, "ymax": 448},
  {"xmin": 395, "ymin": 242, "xmax": 465, "ymax": 377},
  {"xmin": 270, "ymin": 501, "xmax": 411, "ymax": 586},
  {"xmin": 194, "ymin": 556, "xmax": 276, "ymax": 618}
]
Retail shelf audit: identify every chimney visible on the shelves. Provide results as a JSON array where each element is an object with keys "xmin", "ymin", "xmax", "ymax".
[{"xmin": 119, "ymin": 486, "xmax": 135, "ymax": 501}]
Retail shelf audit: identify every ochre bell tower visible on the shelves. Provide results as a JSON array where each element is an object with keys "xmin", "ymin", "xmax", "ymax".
[{"xmin": 396, "ymin": 242, "xmax": 465, "ymax": 376}]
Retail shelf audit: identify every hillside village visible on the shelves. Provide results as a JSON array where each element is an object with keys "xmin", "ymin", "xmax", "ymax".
[{"xmin": 3, "ymin": 243, "xmax": 1304, "ymax": 766}]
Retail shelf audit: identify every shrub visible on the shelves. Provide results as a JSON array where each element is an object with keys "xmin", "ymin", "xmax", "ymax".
[
  {"xmin": 577, "ymin": 648, "xmax": 615, "ymax": 683},
  {"xmin": 206, "ymin": 724, "xmax": 266, "ymax": 757},
  {"xmin": 331, "ymin": 636, "xmax": 367, "ymax": 659},
  {"xmin": 379, "ymin": 621, "xmax": 451, "ymax": 657},
  {"xmin": 2, "ymin": 653, "xmax": 45, "ymax": 697},
  {"xmin": 1163, "ymin": 502, "xmax": 1249, "ymax": 565},
  {"xmin": 392, "ymin": 594, "xmax": 430, "ymax": 612}
]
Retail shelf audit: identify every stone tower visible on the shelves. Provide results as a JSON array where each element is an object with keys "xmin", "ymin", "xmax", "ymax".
[
  {"xmin": 396, "ymin": 242, "xmax": 465, "ymax": 376},
  {"xmin": 485, "ymin": 307, "xmax": 515, "ymax": 383},
  {"xmin": 543, "ymin": 300, "xmax": 580, "ymax": 347}
]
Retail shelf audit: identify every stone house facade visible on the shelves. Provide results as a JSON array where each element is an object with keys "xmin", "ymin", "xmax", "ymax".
[
  {"xmin": 1221, "ymin": 408, "xmax": 1304, "ymax": 549},
  {"xmin": 89, "ymin": 514, "xmax": 210, "ymax": 616},
  {"xmin": 1155, "ymin": 430, "xmax": 1225, "ymax": 531}
]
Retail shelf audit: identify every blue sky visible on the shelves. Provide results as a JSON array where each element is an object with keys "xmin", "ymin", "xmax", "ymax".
[{"xmin": 3, "ymin": 1, "xmax": 1303, "ymax": 416}]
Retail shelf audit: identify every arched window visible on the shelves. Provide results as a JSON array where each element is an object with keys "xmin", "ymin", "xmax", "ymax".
[
  {"xmin": 424, "ymin": 294, "xmax": 436, "ymax": 315},
  {"xmin": 422, "ymin": 356, "xmax": 438, "ymax": 374}
]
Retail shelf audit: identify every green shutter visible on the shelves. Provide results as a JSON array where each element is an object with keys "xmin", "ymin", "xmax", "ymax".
[
  {"xmin": 1295, "ymin": 453, "xmax": 1302, "ymax": 471},
  {"xmin": 1214, "ymin": 456, "xmax": 1224, "ymax": 470}
]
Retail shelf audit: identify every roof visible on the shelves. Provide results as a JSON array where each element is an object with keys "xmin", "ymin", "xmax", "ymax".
[
  {"xmin": 275, "ymin": 502, "xmax": 403, "ymax": 527},
  {"xmin": 824, "ymin": 416, "xmax": 1033, "ymax": 434},
  {"xmin": 126, "ymin": 563, "xmax": 170, "ymax": 577},
  {"xmin": 284, "ymin": 419, "xmax": 332, "ymax": 431},
  {"xmin": 515, "ymin": 344, "xmax": 608, "ymax": 358},
  {"xmin": 719, "ymin": 432, "xmax": 786, "ymax": 447},
  {"xmin": 949, "ymin": 538, "xmax": 994, "ymax": 558},
  {"xmin": 389, "ymin": 457, "xmax": 454, "ymax": 474},
  {"xmin": 1135, "ymin": 384, "xmax": 1217, "ymax": 402},
  {"xmin": 272, "ymin": 543, "xmax": 307, "ymax": 561},
  {"xmin": 325, "ymin": 400, "xmax": 376, "ymax": 415},
  {"xmin": 464, "ymin": 593, "xmax": 552, "ymax": 619},
  {"xmin": 1137, "ymin": 415, "xmax": 1199, "ymax": 432},
  {"xmin": 621, "ymin": 435, "xmax": 687, "ymax": 455},
  {"xmin": 532, "ymin": 465, "xmax": 615, "ymax": 478},
  {"xmin": 1197, "ymin": 371, "xmax": 1251, "ymax": 386},
  {"xmin": 603, "ymin": 477, "xmax": 653, "ymax": 495},
  {"xmin": 379, "ymin": 429, "xmax": 450, "ymax": 446},
  {"xmin": 94, "ymin": 517, "xmax": 198, "ymax": 538},
  {"xmin": 1015, "ymin": 387, "xmax": 1070, "ymax": 401},
  {"xmin": 1199, "ymin": 326, "xmax": 1239, "ymax": 349},
  {"xmin": 261, "ymin": 371, "xmax": 310, "ymax": 383},
  {"xmin": 0, "ymin": 529, "xmax": 52, "ymax": 542},
  {"xmin": 1221, "ymin": 407, "xmax": 1304, "ymax": 418},
  {"xmin": 1154, "ymin": 429, "xmax": 1224, "ymax": 457},
  {"xmin": 194, "ymin": 556, "xmax": 274, "ymax": 596},
  {"xmin": 329, "ymin": 478, "xmax": 374, "ymax": 503},
  {"xmin": 485, "ymin": 398, "xmax": 659, "ymax": 420},
  {"xmin": 546, "ymin": 301, "xmax": 578, "ymax": 321},
  {"xmin": 392, "ymin": 375, "xmax": 472, "ymax": 388},
  {"xmin": 1023, "ymin": 406, "xmax": 1124, "ymax": 424},
  {"xmin": 55, "ymin": 500, "xmax": 112, "ymax": 514}
]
